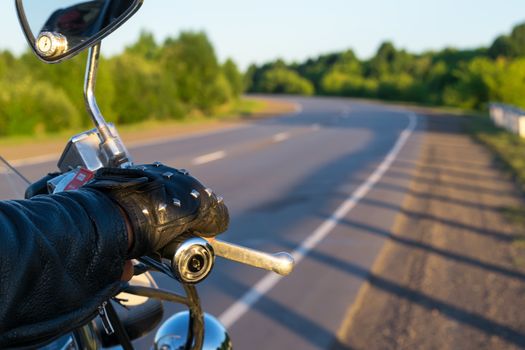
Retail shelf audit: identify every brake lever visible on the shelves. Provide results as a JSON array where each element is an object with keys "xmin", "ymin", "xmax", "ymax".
[{"xmin": 138, "ymin": 256, "xmax": 176, "ymax": 279}]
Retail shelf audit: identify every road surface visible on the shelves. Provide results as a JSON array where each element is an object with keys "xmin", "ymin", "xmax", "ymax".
[{"xmin": 2, "ymin": 96, "xmax": 425, "ymax": 349}]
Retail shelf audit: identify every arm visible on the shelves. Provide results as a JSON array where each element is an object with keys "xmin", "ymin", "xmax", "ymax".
[
  {"xmin": 0, "ymin": 163, "xmax": 228, "ymax": 349},
  {"xmin": 0, "ymin": 189, "xmax": 128, "ymax": 348}
]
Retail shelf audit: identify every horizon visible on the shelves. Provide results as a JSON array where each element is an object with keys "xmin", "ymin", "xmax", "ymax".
[{"xmin": 1, "ymin": 1, "xmax": 525, "ymax": 69}]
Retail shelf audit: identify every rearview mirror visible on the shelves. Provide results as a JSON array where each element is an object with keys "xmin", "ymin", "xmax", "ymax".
[{"xmin": 15, "ymin": 0, "xmax": 143, "ymax": 63}]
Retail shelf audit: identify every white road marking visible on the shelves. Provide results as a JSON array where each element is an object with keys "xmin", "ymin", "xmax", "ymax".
[
  {"xmin": 292, "ymin": 103, "xmax": 303, "ymax": 115},
  {"xmin": 311, "ymin": 124, "xmax": 321, "ymax": 131},
  {"xmin": 272, "ymin": 132, "xmax": 290, "ymax": 143},
  {"xmin": 218, "ymin": 112, "xmax": 418, "ymax": 329},
  {"xmin": 127, "ymin": 124, "xmax": 249, "ymax": 149},
  {"xmin": 191, "ymin": 150, "xmax": 226, "ymax": 165},
  {"xmin": 10, "ymin": 153, "xmax": 59, "ymax": 167}
]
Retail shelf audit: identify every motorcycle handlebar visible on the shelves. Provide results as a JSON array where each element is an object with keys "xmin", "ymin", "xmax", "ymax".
[
  {"xmin": 206, "ymin": 238, "xmax": 295, "ymax": 276},
  {"xmin": 162, "ymin": 236, "xmax": 295, "ymax": 283}
]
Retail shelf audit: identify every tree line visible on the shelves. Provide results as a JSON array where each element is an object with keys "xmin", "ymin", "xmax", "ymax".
[
  {"xmin": 2, "ymin": 23, "xmax": 525, "ymax": 136},
  {"xmin": 0, "ymin": 31, "xmax": 243, "ymax": 136},
  {"xmin": 245, "ymin": 22, "xmax": 525, "ymax": 112}
]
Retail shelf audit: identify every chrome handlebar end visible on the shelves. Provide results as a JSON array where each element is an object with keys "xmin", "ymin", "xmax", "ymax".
[{"xmin": 169, "ymin": 238, "xmax": 215, "ymax": 284}]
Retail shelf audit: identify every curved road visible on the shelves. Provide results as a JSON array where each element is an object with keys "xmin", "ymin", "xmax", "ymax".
[{"xmin": 4, "ymin": 96, "xmax": 425, "ymax": 349}]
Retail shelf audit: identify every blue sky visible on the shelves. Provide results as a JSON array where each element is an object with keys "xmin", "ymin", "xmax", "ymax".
[{"xmin": 2, "ymin": 1, "xmax": 525, "ymax": 69}]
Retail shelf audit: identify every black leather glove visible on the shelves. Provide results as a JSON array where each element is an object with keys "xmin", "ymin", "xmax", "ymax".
[{"xmin": 86, "ymin": 163, "xmax": 229, "ymax": 258}]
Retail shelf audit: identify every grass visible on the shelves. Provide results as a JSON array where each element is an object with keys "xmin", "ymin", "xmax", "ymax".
[
  {"xmin": 499, "ymin": 206, "xmax": 525, "ymax": 267},
  {"xmin": 467, "ymin": 115, "xmax": 525, "ymax": 266},
  {"xmin": 466, "ymin": 113, "xmax": 525, "ymax": 189}
]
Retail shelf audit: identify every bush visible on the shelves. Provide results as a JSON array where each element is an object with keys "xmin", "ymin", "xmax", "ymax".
[
  {"xmin": 257, "ymin": 67, "xmax": 314, "ymax": 95},
  {"xmin": 0, "ymin": 78, "xmax": 81, "ymax": 135},
  {"xmin": 0, "ymin": 31, "xmax": 244, "ymax": 136}
]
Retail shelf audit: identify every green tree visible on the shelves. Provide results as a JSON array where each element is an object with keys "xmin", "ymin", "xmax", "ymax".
[
  {"xmin": 489, "ymin": 58, "xmax": 525, "ymax": 108},
  {"xmin": 160, "ymin": 31, "xmax": 226, "ymax": 112},
  {"xmin": 489, "ymin": 35, "xmax": 514, "ymax": 59},
  {"xmin": 296, "ymin": 52, "xmax": 340, "ymax": 92},
  {"xmin": 244, "ymin": 64, "xmax": 257, "ymax": 91},
  {"xmin": 223, "ymin": 58, "xmax": 244, "ymax": 98},
  {"xmin": 108, "ymin": 53, "xmax": 165, "ymax": 123},
  {"xmin": 125, "ymin": 31, "xmax": 160, "ymax": 60},
  {"xmin": 509, "ymin": 23, "xmax": 525, "ymax": 57},
  {"xmin": 442, "ymin": 57, "xmax": 495, "ymax": 109},
  {"xmin": 0, "ymin": 78, "xmax": 81, "ymax": 135},
  {"xmin": 258, "ymin": 67, "xmax": 314, "ymax": 95}
]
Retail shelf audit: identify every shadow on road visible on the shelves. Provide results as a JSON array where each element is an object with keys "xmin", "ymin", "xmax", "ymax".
[
  {"xmin": 206, "ymin": 103, "xmax": 525, "ymax": 349},
  {"xmin": 213, "ymin": 270, "xmax": 338, "ymax": 349},
  {"xmin": 279, "ymin": 239, "xmax": 525, "ymax": 348},
  {"xmin": 330, "ymin": 217, "xmax": 525, "ymax": 282},
  {"xmin": 331, "ymin": 112, "xmax": 525, "ymax": 349}
]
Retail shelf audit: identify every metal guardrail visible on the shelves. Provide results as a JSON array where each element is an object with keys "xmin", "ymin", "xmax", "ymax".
[{"xmin": 489, "ymin": 103, "xmax": 525, "ymax": 137}]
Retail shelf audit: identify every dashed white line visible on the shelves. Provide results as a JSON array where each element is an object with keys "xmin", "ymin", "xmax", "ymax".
[
  {"xmin": 292, "ymin": 104, "xmax": 303, "ymax": 115},
  {"xmin": 218, "ymin": 112, "xmax": 418, "ymax": 329},
  {"xmin": 272, "ymin": 132, "xmax": 290, "ymax": 143},
  {"xmin": 340, "ymin": 106, "xmax": 352, "ymax": 119},
  {"xmin": 9, "ymin": 153, "xmax": 59, "ymax": 167},
  {"xmin": 191, "ymin": 150, "xmax": 226, "ymax": 165}
]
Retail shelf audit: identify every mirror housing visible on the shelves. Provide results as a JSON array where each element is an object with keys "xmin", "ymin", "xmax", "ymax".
[{"xmin": 15, "ymin": 0, "xmax": 143, "ymax": 63}]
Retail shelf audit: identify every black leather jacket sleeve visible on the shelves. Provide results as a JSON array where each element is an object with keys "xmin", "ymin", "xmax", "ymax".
[{"xmin": 0, "ymin": 188, "xmax": 128, "ymax": 349}]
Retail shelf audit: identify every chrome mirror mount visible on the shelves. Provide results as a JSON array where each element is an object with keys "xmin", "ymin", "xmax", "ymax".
[{"xmin": 83, "ymin": 43, "xmax": 132, "ymax": 168}]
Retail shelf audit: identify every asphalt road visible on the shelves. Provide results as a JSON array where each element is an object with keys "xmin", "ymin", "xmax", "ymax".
[{"xmin": 1, "ymin": 96, "xmax": 425, "ymax": 349}]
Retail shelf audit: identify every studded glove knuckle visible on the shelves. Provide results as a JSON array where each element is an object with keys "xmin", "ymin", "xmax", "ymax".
[{"xmin": 86, "ymin": 163, "xmax": 229, "ymax": 258}]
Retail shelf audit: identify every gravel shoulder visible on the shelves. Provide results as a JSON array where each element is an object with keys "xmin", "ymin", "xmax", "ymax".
[{"xmin": 334, "ymin": 113, "xmax": 525, "ymax": 350}]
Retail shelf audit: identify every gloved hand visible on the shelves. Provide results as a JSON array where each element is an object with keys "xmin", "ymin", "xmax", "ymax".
[{"xmin": 86, "ymin": 163, "xmax": 229, "ymax": 258}]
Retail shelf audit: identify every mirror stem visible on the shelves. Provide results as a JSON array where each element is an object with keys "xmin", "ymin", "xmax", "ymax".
[
  {"xmin": 84, "ymin": 43, "xmax": 110, "ymax": 141},
  {"xmin": 84, "ymin": 43, "xmax": 131, "ymax": 168}
]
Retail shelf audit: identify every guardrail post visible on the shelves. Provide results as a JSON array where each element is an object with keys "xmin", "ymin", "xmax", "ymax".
[{"xmin": 489, "ymin": 102, "xmax": 525, "ymax": 138}]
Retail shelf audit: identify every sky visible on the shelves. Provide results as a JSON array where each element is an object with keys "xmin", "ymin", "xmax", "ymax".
[{"xmin": 2, "ymin": 0, "xmax": 525, "ymax": 69}]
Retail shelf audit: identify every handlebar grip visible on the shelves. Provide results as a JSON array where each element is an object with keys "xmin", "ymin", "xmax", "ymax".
[{"xmin": 206, "ymin": 239, "xmax": 294, "ymax": 276}]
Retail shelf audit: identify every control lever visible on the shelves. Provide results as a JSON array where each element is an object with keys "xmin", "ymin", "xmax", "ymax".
[{"xmin": 206, "ymin": 238, "xmax": 295, "ymax": 276}]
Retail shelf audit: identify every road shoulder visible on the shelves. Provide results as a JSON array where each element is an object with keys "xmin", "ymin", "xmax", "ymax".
[{"xmin": 333, "ymin": 113, "xmax": 525, "ymax": 350}]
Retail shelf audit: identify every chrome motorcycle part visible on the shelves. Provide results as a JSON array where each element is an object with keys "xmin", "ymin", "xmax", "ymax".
[
  {"xmin": 73, "ymin": 324, "xmax": 100, "ymax": 350},
  {"xmin": 16, "ymin": 0, "xmax": 144, "ymax": 63},
  {"xmin": 35, "ymin": 32, "xmax": 68, "ymax": 58},
  {"xmin": 208, "ymin": 238, "xmax": 295, "ymax": 276},
  {"xmin": 172, "ymin": 238, "xmax": 215, "ymax": 284},
  {"xmin": 97, "ymin": 302, "xmax": 115, "ymax": 335},
  {"xmin": 118, "ymin": 270, "xmax": 158, "ymax": 306},
  {"xmin": 57, "ymin": 124, "xmax": 129, "ymax": 172},
  {"xmin": 95, "ymin": 297, "xmax": 163, "ymax": 349},
  {"xmin": 101, "ymin": 301, "xmax": 134, "ymax": 350},
  {"xmin": 124, "ymin": 286, "xmax": 188, "ymax": 306},
  {"xmin": 154, "ymin": 312, "xmax": 232, "ymax": 350},
  {"xmin": 127, "ymin": 261, "xmax": 207, "ymax": 349},
  {"xmin": 84, "ymin": 43, "xmax": 132, "ymax": 168},
  {"xmin": 38, "ymin": 324, "xmax": 100, "ymax": 350}
]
